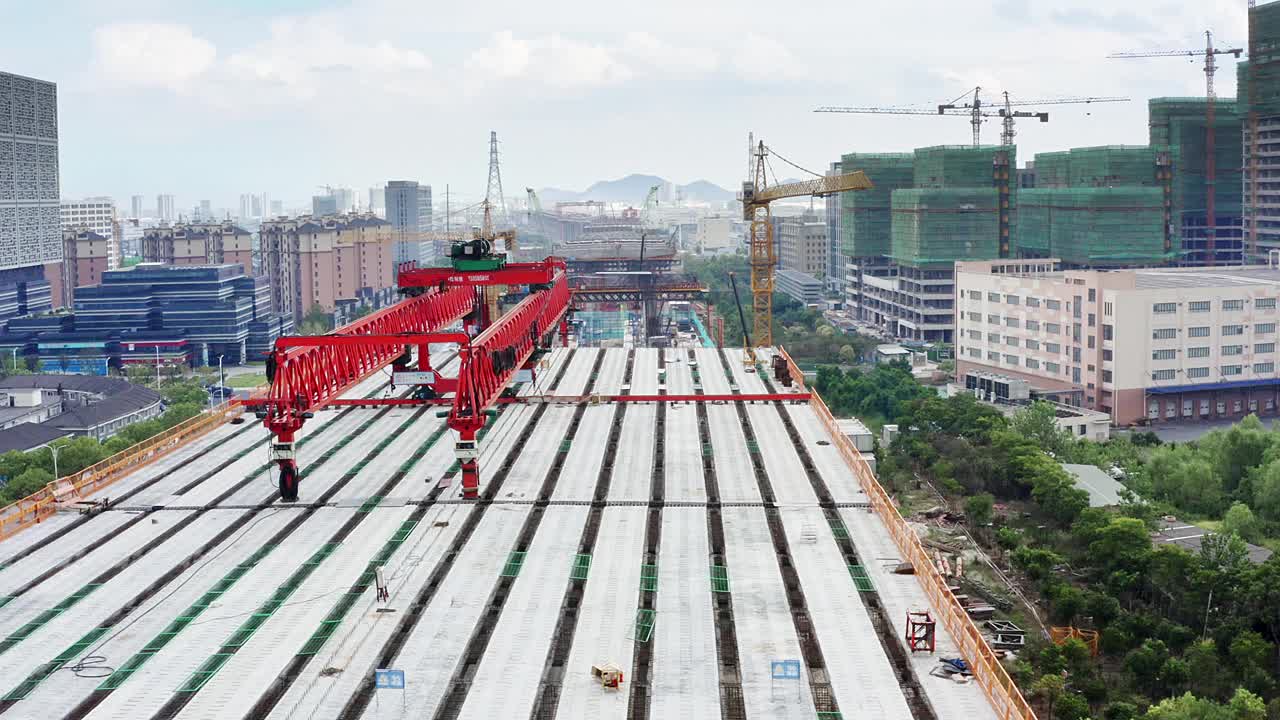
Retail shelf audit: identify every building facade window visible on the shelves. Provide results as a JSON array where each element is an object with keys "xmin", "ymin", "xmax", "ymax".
[
  {"xmin": 1026, "ymin": 320, "xmax": 1040, "ymax": 331},
  {"xmin": 1152, "ymin": 349, "xmax": 1177, "ymax": 360},
  {"xmin": 987, "ymin": 351, "xmax": 1000, "ymax": 362},
  {"xmin": 1026, "ymin": 339, "xmax": 1040, "ymax": 350},
  {"xmin": 1223, "ymin": 345, "xmax": 1245, "ymax": 356},
  {"xmin": 968, "ymin": 290, "xmax": 981, "ymax": 300},
  {"xmin": 1152, "ymin": 369, "xmax": 1177, "ymax": 380},
  {"xmin": 1258, "ymin": 323, "xmax": 1277, "ymax": 334},
  {"xmin": 1006, "ymin": 317, "xmax": 1020, "ymax": 328},
  {"xmin": 1189, "ymin": 326, "xmax": 1211, "ymax": 337},
  {"xmin": 1258, "ymin": 343, "xmax": 1277, "ymax": 354},
  {"xmin": 968, "ymin": 312, "xmax": 981, "ymax": 322},
  {"xmin": 988, "ymin": 314, "xmax": 999, "ymax": 324},
  {"xmin": 1224, "ymin": 299, "xmax": 1245, "ymax": 311},
  {"xmin": 1258, "ymin": 298, "xmax": 1277, "ymax": 310},
  {"xmin": 1026, "ymin": 358, "xmax": 1040, "ymax": 369},
  {"xmin": 1027, "ymin": 297, "xmax": 1040, "ymax": 308},
  {"xmin": 1103, "ymin": 324, "xmax": 1114, "ymax": 341},
  {"xmin": 988, "ymin": 292, "xmax": 1000, "ymax": 302},
  {"xmin": 1153, "ymin": 328, "xmax": 1177, "ymax": 340},
  {"xmin": 1006, "ymin": 295, "xmax": 1019, "ymax": 305},
  {"xmin": 1223, "ymin": 365, "xmax": 1244, "ymax": 376},
  {"xmin": 1188, "ymin": 347, "xmax": 1211, "ymax": 358},
  {"xmin": 1256, "ymin": 362, "xmax": 1276, "ymax": 374},
  {"xmin": 1046, "ymin": 342, "xmax": 1061, "ymax": 354},
  {"xmin": 1189, "ymin": 300, "xmax": 1211, "ymax": 312},
  {"xmin": 1224, "ymin": 325, "xmax": 1245, "ymax": 336},
  {"xmin": 1102, "ymin": 370, "xmax": 1113, "ymax": 382},
  {"xmin": 1046, "ymin": 362, "xmax": 1060, "ymax": 374},
  {"xmin": 1153, "ymin": 302, "xmax": 1177, "ymax": 314},
  {"xmin": 1006, "ymin": 336, "xmax": 1019, "ymax": 347},
  {"xmin": 1004, "ymin": 354, "xmax": 1019, "ymax": 365},
  {"xmin": 1046, "ymin": 323, "xmax": 1062, "ymax": 334},
  {"xmin": 1187, "ymin": 367, "xmax": 1210, "ymax": 379},
  {"xmin": 1046, "ymin": 299, "xmax": 1061, "ymax": 310},
  {"xmin": 988, "ymin": 332, "xmax": 1000, "ymax": 343}
]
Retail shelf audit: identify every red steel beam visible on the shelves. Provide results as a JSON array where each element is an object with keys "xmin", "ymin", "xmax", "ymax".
[
  {"xmin": 452, "ymin": 271, "xmax": 571, "ymax": 497},
  {"xmin": 260, "ymin": 285, "xmax": 474, "ymax": 500},
  {"xmin": 323, "ymin": 392, "xmax": 808, "ymax": 407}
]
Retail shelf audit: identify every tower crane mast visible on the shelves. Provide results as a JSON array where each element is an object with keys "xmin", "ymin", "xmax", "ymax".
[
  {"xmin": 1109, "ymin": 31, "xmax": 1243, "ymax": 266},
  {"xmin": 740, "ymin": 140, "xmax": 873, "ymax": 347}
]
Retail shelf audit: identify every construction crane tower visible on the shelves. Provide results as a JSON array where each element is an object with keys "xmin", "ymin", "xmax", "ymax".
[
  {"xmin": 740, "ymin": 139, "xmax": 873, "ymax": 346},
  {"xmin": 815, "ymin": 87, "xmax": 1129, "ymax": 147},
  {"xmin": 1110, "ymin": 31, "xmax": 1243, "ymax": 265}
]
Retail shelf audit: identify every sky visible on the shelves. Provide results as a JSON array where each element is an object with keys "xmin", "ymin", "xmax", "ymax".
[{"xmin": 0, "ymin": 0, "xmax": 1252, "ymax": 211}]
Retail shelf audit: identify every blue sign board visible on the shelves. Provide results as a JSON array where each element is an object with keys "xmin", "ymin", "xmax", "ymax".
[
  {"xmin": 374, "ymin": 668, "xmax": 405, "ymax": 690},
  {"xmin": 771, "ymin": 659, "xmax": 801, "ymax": 680}
]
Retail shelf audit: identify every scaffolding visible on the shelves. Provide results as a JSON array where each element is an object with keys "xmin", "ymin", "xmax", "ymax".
[
  {"xmin": 840, "ymin": 153, "xmax": 913, "ymax": 258},
  {"xmin": 890, "ymin": 188, "xmax": 1000, "ymax": 267},
  {"xmin": 1017, "ymin": 187, "xmax": 1172, "ymax": 265},
  {"xmin": 1242, "ymin": 2, "xmax": 1280, "ymax": 118},
  {"xmin": 1149, "ymin": 97, "xmax": 1243, "ymax": 219},
  {"xmin": 912, "ymin": 145, "xmax": 1017, "ymax": 189}
]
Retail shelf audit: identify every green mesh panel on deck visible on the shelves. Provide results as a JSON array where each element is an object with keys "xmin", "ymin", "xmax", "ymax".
[
  {"xmin": 634, "ymin": 609, "xmax": 656, "ymax": 643},
  {"xmin": 839, "ymin": 153, "xmax": 913, "ymax": 258},
  {"xmin": 1016, "ymin": 187, "xmax": 1170, "ymax": 265},
  {"xmin": 890, "ymin": 188, "xmax": 1000, "ymax": 266},
  {"xmin": 1149, "ymin": 97, "xmax": 1242, "ymax": 221},
  {"xmin": 710, "ymin": 565, "xmax": 730, "ymax": 593},
  {"xmin": 570, "ymin": 554, "xmax": 591, "ymax": 581},
  {"xmin": 640, "ymin": 563, "xmax": 658, "ymax": 592}
]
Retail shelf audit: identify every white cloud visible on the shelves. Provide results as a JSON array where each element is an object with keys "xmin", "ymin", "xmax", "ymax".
[
  {"xmin": 730, "ymin": 33, "xmax": 807, "ymax": 81},
  {"xmin": 92, "ymin": 23, "xmax": 217, "ymax": 91},
  {"xmin": 619, "ymin": 32, "xmax": 720, "ymax": 75},
  {"xmin": 226, "ymin": 17, "xmax": 431, "ymax": 101},
  {"xmin": 465, "ymin": 31, "xmax": 632, "ymax": 91}
]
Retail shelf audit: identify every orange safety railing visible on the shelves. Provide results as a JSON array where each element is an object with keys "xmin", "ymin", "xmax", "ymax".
[
  {"xmin": 0, "ymin": 400, "xmax": 244, "ymax": 542},
  {"xmin": 780, "ymin": 346, "xmax": 1037, "ymax": 720}
]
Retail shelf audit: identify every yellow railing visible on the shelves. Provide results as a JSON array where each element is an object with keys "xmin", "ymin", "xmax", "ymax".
[
  {"xmin": 0, "ymin": 400, "xmax": 245, "ymax": 542},
  {"xmin": 780, "ymin": 346, "xmax": 1037, "ymax": 720}
]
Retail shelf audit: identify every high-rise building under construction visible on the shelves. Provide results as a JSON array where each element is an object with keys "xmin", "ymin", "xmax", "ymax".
[{"xmin": 1242, "ymin": 1, "xmax": 1280, "ymax": 262}]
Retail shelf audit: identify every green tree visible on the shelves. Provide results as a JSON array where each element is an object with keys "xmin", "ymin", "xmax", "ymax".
[
  {"xmin": 965, "ymin": 492, "xmax": 995, "ymax": 526},
  {"xmin": 1144, "ymin": 693, "xmax": 1231, "ymax": 720},
  {"xmin": 299, "ymin": 303, "xmax": 333, "ymax": 336},
  {"xmin": 1088, "ymin": 518, "xmax": 1153, "ymax": 577},
  {"xmin": 1147, "ymin": 444, "xmax": 1226, "ymax": 517},
  {"xmin": 1183, "ymin": 639, "xmax": 1225, "ymax": 701},
  {"xmin": 1033, "ymin": 674, "xmax": 1066, "ymax": 720},
  {"xmin": 1011, "ymin": 401, "xmax": 1072, "ymax": 456},
  {"xmin": 0, "ymin": 466, "xmax": 53, "ymax": 503},
  {"xmin": 1223, "ymin": 502, "xmax": 1262, "ymax": 543},
  {"xmin": 1125, "ymin": 638, "xmax": 1170, "ymax": 694}
]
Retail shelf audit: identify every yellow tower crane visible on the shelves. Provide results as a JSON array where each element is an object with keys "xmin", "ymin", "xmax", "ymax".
[{"xmin": 740, "ymin": 140, "xmax": 873, "ymax": 346}]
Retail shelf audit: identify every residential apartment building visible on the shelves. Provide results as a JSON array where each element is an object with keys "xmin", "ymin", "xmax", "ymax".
[
  {"xmin": 0, "ymin": 71, "xmax": 62, "ymax": 313},
  {"xmin": 259, "ymin": 213, "xmax": 396, "ymax": 322},
  {"xmin": 129, "ymin": 195, "xmax": 143, "ymax": 219},
  {"xmin": 59, "ymin": 229, "xmax": 112, "ymax": 306},
  {"xmin": 779, "ymin": 212, "xmax": 827, "ymax": 279},
  {"xmin": 60, "ymin": 196, "xmax": 118, "ymax": 270},
  {"xmin": 142, "ymin": 221, "xmax": 253, "ymax": 276},
  {"xmin": 694, "ymin": 215, "xmax": 736, "ymax": 254},
  {"xmin": 956, "ymin": 258, "xmax": 1280, "ymax": 426},
  {"xmin": 385, "ymin": 181, "xmax": 432, "ymax": 265},
  {"xmin": 156, "ymin": 194, "xmax": 175, "ymax": 224}
]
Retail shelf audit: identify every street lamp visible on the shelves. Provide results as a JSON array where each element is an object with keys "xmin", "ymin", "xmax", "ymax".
[
  {"xmin": 49, "ymin": 441, "xmax": 61, "ymax": 480},
  {"xmin": 154, "ymin": 347, "xmax": 161, "ymax": 389},
  {"xmin": 217, "ymin": 354, "xmax": 225, "ymax": 406}
]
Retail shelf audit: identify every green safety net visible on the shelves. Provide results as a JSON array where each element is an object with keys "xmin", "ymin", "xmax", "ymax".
[
  {"xmin": 890, "ymin": 188, "xmax": 1001, "ymax": 267},
  {"xmin": 1016, "ymin": 187, "xmax": 1172, "ymax": 265},
  {"xmin": 839, "ymin": 153, "xmax": 913, "ymax": 258},
  {"xmin": 1149, "ymin": 97, "xmax": 1242, "ymax": 221}
]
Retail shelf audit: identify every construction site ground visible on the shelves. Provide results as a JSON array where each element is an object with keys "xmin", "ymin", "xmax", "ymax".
[{"xmin": 0, "ymin": 347, "xmax": 1002, "ymax": 720}]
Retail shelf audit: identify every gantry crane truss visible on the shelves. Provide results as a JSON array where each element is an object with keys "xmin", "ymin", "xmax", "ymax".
[{"xmin": 250, "ymin": 258, "xmax": 572, "ymax": 501}]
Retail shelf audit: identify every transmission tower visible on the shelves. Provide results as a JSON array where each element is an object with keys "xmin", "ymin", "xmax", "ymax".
[{"xmin": 486, "ymin": 131, "xmax": 509, "ymax": 229}]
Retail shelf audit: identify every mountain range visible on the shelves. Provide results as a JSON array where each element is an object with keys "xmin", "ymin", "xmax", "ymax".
[{"xmin": 537, "ymin": 174, "xmax": 735, "ymax": 205}]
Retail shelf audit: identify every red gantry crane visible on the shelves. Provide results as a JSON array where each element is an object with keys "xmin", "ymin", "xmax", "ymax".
[
  {"xmin": 252, "ymin": 243, "xmax": 572, "ymax": 501},
  {"xmin": 1109, "ymin": 31, "xmax": 1243, "ymax": 266}
]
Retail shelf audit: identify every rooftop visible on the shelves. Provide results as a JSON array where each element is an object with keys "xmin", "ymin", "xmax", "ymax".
[
  {"xmin": 1131, "ymin": 266, "xmax": 1280, "ymax": 289},
  {"xmin": 0, "ymin": 348, "xmax": 1003, "ymax": 720}
]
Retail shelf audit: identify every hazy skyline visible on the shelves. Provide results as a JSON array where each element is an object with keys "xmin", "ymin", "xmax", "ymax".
[{"xmin": 2, "ymin": 0, "xmax": 1249, "ymax": 209}]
